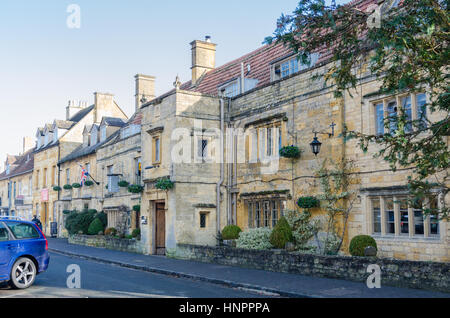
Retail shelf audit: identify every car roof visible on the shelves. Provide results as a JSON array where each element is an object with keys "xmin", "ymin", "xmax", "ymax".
[{"xmin": 0, "ymin": 219, "xmax": 34, "ymax": 225}]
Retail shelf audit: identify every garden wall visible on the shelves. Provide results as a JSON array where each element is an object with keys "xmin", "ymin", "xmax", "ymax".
[
  {"xmin": 69, "ymin": 234, "xmax": 146, "ymax": 254},
  {"xmin": 172, "ymin": 244, "xmax": 450, "ymax": 293}
]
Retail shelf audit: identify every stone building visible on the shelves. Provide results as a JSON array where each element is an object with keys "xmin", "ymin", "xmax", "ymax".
[
  {"xmin": 0, "ymin": 138, "xmax": 35, "ymax": 219},
  {"xmin": 138, "ymin": 1, "xmax": 448, "ymax": 261},
  {"xmin": 32, "ymin": 93, "xmax": 127, "ymax": 236}
]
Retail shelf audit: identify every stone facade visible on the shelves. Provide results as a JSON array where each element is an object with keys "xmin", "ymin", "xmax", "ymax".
[{"xmin": 69, "ymin": 234, "xmax": 145, "ymax": 254}]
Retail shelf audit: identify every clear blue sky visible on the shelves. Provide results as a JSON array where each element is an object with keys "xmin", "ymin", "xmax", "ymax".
[{"xmin": 0, "ymin": 0, "xmax": 349, "ymax": 169}]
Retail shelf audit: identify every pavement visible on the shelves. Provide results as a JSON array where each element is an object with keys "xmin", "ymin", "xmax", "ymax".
[{"xmin": 48, "ymin": 238, "xmax": 450, "ymax": 298}]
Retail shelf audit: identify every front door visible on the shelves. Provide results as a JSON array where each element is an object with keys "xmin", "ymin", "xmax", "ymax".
[{"xmin": 155, "ymin": 202, "xmax": 166, "ymax": 255}]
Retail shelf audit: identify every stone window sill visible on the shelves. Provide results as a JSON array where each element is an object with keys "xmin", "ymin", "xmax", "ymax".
[{"xmin": 372, "ymin": 234, "xmax": 442, "ymax": 244}]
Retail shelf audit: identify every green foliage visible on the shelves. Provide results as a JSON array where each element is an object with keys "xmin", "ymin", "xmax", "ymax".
[
  {"xmin": 63, "ymin": 184, "xmax": 73, "ymax": 190},
  {"xmin": 118, "ymin": 180, "xmax": 130, "ymax": 188},
  {"xmin": 63, "ymin": 210, "xmax": 72, "ymax": 215},
  {"xmin": 279, "ymin": 145, "xmax": 302, "ymax": 159},
  {"xmin": 105, "ymin": 228, "xmax": 117, "ymax": 236},
  {"xmin": 72, "ymin": 183, "xmax": 81, "ymax": 189},
  {"xmin": 155, "ymin": 178, "xmax": 174, "ymax": 191},
  {"xmin": 128, "ymin": 185, "xmax": 144, "ymax": 193},
  {"xmin": 96, "ymin": 212, "xmax": 108, "ymax": 228},
  {"xmin": 132, "ymin": 228, "xmax": 141, "ymax": 240},
  {"xmin": 269, "ymin": 217, "xmax": 293, "ymax": 249},
  {"xmin": 268, "ymin": 0, "xmax": 450, "ymax": 219},
  {"xmin": 53, "ymin": 186, "xmax": 62, "ymax": 192},
  {"xmin": 221, "ymin": 225, "xmax": 242, "ymax": 240},
  {"xmin": 84, "ymin": 181, "xmax": 94, "ymax": 187},
  {"xmin": 297, "ymin": 196, "xmax": 320, "ymax": 209},
  {"xmin": 65, "ymin": 210, "xmax": 97, "ymax": 235},
  {"xmin": 236, "ymin": 228, "xmax": 273, "ymax": 250},
  {"xmin": 88, "ymin": 218, "xmax": 105, "ymax": 235},
  {"xmin": 284, "ymin": 209, "xmax": 320, "ymax": 250},
  {"xmin": 349, "ymin": 235, "xmax": 378, "ymax": 257},
  {"xmin": 133, "ymin": 205, "xmax": 141, "ymax": 212}
]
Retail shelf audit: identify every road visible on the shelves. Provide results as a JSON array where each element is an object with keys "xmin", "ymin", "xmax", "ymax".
[{"xmin": 0, "ymin": 252, "xmax": 271, "ymax": 298}]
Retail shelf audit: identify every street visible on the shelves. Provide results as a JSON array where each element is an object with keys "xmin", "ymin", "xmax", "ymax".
[{"xmin": 0, "ymin": 253, "xmax": 270, "ymax": 298}]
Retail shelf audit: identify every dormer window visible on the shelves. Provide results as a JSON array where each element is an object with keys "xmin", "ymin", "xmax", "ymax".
[
  {"xmin": 219, "ymin": 78, "xmax": 258, "ymax": 98},
  {"xmin": 272, "ymin": 53, "xmax": 319, "ymax": 81},
  {"xmin": 91, "ymin": 128, "xmax": 98, "ymax": 145},
  {"xmin": 100, "ymin": 126, "xmax": 107, "ymax": 142},
  {"xmin": 6, "ymin": 164, "xmax": 10, "ymax": 175}
]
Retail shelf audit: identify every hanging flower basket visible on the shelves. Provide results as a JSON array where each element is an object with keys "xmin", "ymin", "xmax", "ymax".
[
  {"xmin": 279, "ymin": 145, "xmax": 302, "ymax": 159},
  {"xmin": 128, "ymin": 185, "xmax": 144, "ymax": 193},
  {"xmin": 118, "ymin": 180, "xmax": 130, "ymax": 188},
  {"xmin": 155, "ymin": 178, "xmax": 174, "ymax": 191},
  {"xmin": 297, "ymin": 196, "xmax": 320, "ymax": 209},
  {"xmin": 53, "ymin": 186, "xmax": 62, "ymax": 192},
  {"xmin": 63, "ymin": 184, "xmax": 73, "ymax": 190},
  {"xmin": 84, "ymin": 181, "xmax": 94, "ymax": 187},
  {"xmin": 72, "ymin": 183, "xmax": 81, "ymax": 189}
]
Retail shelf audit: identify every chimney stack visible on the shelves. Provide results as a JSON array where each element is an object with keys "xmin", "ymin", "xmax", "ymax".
[
  {"xmin": 135, "ymin": 74, "xmax": 156, "ymax": 112},
  {"xmin": 66, "ymin": 100, "xmax": 88, "ymax": 120},
  {"xmin": 94, "ymin": 92, "xmax": 115, "ymax": 123},
  {"xmin": 190, "ymin": 36, "xmax": 217, "ymax": 85},
  {"xmin": 23, "ymin": 137, "xmax": 33, "ymax": 154}
]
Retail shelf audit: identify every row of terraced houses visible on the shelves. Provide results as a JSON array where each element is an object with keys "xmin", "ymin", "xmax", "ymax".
[{"xmin": 0, "ymin": 0, "xmax": 448, "ymax": 262}]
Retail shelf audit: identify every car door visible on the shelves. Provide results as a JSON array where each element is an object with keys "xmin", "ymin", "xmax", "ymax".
[{"xmin": 0, "ymin": 222, "xmax": 15, "ymax": 281}]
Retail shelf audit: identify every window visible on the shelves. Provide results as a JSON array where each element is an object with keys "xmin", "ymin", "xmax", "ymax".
[
  {"xmin": 249, "ymin": 123, "xmax": 282, "ymax": 163},
  {"xmin": 372, "ymin": 198, "xmax": 381, "ymax": 233},
  {"xmin": 429, "ymin": 198, "xmax": 440, "ymax": 235},
  {"xmin": 198, "ymin": 139, "xmax": 208, "ymax": 161},
  {"xmin": 107, "ymin": 165, "xmax": 119, "ymax": 193},
  {"xmin": 66, "ymin": 168, "xmax": 70, "ymax": 185},
  {"xmin": 5, "ymin": 222, "xmax": 39, "ymax": 239},
  {"xmin": 135, "ymin": 158, "xmax": 142, "ymax": 185},
  {"xmin": 413, "ymin": 199, "xmax": 424, "ymax": 235},
  {"xmin": 43, "ymin": 168, "xmax": 48, "ymax": 188},
  {"xmin": 385, "ymin": 198, "xmax": 395, "ymax": 234},
  {"xmin": 35, "ymin": 170, "xmax": 40, "ymax": 189},
  {"xmin": 51, "ymin": 166, "xmax": 56, "ymax": 186},
  {"xmin": 91, "ymin": 128, "xmax": 98, "ymax": 145},
  {"xmin": 273, "ymin": 53, "xmax": 319, "ymax": 81},
  {"xmin": 0, "ymin": 222, "xmax": 9, "ymax": 241},
  {"xmin": 373, "ymin": 93, "xmax": 427, "ymax": 135},
  {"xmin": 399, "ymin": 198, "xmax": 409, "ymax": 234},
  {"xmin": 100, "ymin": 126, "xmax": 107, "ymax": 142},
  {"xmin": 221, "ymin": 80, "xmax": 239, "ymax": 98},
  {"xmin": 200, "ymin": 212, "xmax": 208, "ymax": 229},
  {"xmin": 248, "ymin": 199, "xmax": 282, "ymax": 229},
  {"xmin": 153, "ymin": 137, "xmax": 161, "ymax": 164}
]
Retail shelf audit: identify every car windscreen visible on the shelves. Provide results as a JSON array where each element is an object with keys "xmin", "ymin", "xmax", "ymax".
[
  {"xmin": 5, "ymin": 222, "xmax": 40, "ymax": 239},
  {"xmin": 0, "ymin": 222, "xmax": 9, "ymax": 241}
]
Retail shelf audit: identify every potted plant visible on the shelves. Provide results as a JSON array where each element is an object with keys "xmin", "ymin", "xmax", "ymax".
[
  {"xmin": 279, "ymin": 145, "xmax": 302, "ymax": 159},
  {"xmin": 63, "ymin": 184, "xmax": 73, "ymax": 190},
  {"xmin": 118, "ymin": 180, "xmax": 130, "ymax": 188},
  {"xmin": 155, "ymin": 178, "xmax": 174, "ymax": 191},
  {"xmin": 128, "ymin": 185, "xmax": 144, "ymax": 193}
]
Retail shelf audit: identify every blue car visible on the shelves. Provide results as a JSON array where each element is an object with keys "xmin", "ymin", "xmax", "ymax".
[{"xmin": 0, "ymin": 218, "xmax": 49, "ymax": 289}]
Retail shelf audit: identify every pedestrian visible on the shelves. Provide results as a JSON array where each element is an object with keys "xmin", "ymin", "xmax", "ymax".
[{"xmin": 32, "ymin": 215, "xmax": 43, "ymax": 231}]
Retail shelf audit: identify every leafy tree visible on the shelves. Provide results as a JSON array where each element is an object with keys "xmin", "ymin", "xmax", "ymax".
[{"xmin": 267, "ymin": 0, "xmax": 449, "ymax": 219}]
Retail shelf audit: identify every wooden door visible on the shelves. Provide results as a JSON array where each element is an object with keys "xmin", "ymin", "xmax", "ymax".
[{"xmin": 155, "ymin": 202, "xmax": 166, "ymax": 255}]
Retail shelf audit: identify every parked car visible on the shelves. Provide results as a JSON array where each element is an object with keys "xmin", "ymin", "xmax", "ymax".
[{"xmin": 0, "ymin": 218, "xmax": 49, "ymax": 289}]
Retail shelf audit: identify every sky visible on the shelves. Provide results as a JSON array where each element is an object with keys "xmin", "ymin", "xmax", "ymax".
[{"xmin": 0, "ymin": 0, "xmax": 349, "ymax": 170}]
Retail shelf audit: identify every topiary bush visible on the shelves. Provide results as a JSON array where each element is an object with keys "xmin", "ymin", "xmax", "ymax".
[
  {"xmin": 236, "ymin": 228, "xmax": 273, "ymax": 250},
  {"xmin": 221, "ymin": 225, "xmax": 242, "ymax": 240},
  {"xmin": 65, "ymin": 210, "xmax": 96, "ymax": 235},
  {"xmin": 96, "ymin": 212, "xmax": 108, "ymax": 228},
  {"xmin": 88, "ymin": 218, "xmax": 105, "ymax": 235},
  {"xmin": 105, "ymin": 227, "xmax": 117, "ymax": 236},
  {"xmin": 132, "ymin": 228, "xmax": 141, "ymax": 240},
  {"xmin": 269, "ymin": 217, "xmax": 293, "ymax": 249},
  {"xmin": 297, "ymin": 196, "xmax": 320, "ymax": 209},
  {"xmin": 349, "ymin": 235, "xmax": 378, "ymax": 257}
]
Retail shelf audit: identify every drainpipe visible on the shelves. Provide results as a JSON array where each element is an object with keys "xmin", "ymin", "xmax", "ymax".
[
  {"xmin": 240, "ymin": 63, "xmax": 245, "ymax": 95},
  {"xmin": 227, "ymin": 99, "xmax": 233, "ymax": 225},
  {"xmin": 216, "ymin": 98, "xmax": 225, "ymax": 238}
]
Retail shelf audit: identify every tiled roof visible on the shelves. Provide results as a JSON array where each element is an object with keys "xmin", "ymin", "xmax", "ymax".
[
  {"xmin": 142, "ymin": 0, "xmax": 377, "ymax": 105},
  {"xmin": 54, "ymin": 120, "xmax": 76, "ymax": 130},
  {"xmin": 101, "ymin": 117, "xmax": 127, "ymax": 127},
  {"xmin": 69, "ymin": 105, "xmax": 94, "ymax": 122},
  {"xmin": 0, "ymin": 148, "xmax": 35, "ymax": 180}
]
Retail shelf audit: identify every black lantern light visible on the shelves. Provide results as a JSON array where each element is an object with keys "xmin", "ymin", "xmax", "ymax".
[
  {"xmin": 310, "ymin": 133, "xmax": 322, "ymax": 157},
  {"xmin": 310, "ymin": 122, "xmax": 336, "ymax": 156}
]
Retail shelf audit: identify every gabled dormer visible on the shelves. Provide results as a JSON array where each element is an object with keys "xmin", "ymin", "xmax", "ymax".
[
  {"xmin": 90, "ymin": 124, "xmax": 99, "ymax": 146},
  {"xmin": 52, "ymin": 120, "xmax": 74, "ymax": 144},
  {"xmin": 99, "ymin": 117, "xmax": 126, "ymax": 142},
  {"xmin": 35, "ymin": 128, "xmax": 44, "ymax": 149},
  {"xmin": 82, "ymin": 125, "xmax": 92, "ymax": 147},
  {"xmin": 43, "ymin": 124, "xmax": 54, "ymax": 146}
]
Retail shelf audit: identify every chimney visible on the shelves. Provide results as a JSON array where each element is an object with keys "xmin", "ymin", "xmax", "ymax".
[
  {"xmin": 135, "ymin": 74, "xmax": 156, "ymax": 112},
  {"xmin": 66, "ymin": 100, "xmax": 87, "ymax": 120},
  {"xmin": 190, "ymin": 36, "xmax": 217, "ymax": 85},
  {"xmin": 23, "ymin": 137, "xmax": 33, "ymax": 153},
  {"xmin": 94, "ymin": 92, "xmax": 115, "ymax": 123}
]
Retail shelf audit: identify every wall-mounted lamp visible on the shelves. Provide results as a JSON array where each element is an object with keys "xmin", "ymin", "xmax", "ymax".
[{"xmin": 310, "ymin": 122, "xmax": 336, "ymax": 157}]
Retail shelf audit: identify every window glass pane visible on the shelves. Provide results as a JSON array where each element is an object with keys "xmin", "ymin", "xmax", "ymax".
[
  {"xmin": 416, "ymin": 93, "xmax": 427, "ymax": 128},
  {"xmin": 281, "ymin": 61, "xmax": 290, "ymax": 78},
  {"xmin": 6, "ymin": 222, "xmax": 40, "ymax": 239},
  {"xmin": 155, "ymin": 138, "xmax": 160, "ymax": 162},
  {"xmin": 387, "ymin": 101, "xmax": 398, "ymax": 133},
  {"xmin": 401, "ymin": 96, "xmax": 413, "ymax": 133},
  {"xmin": 399, "ymin": 198, "xmax": 409, "ymax": 234},
  {"xmin": 278, "ymin": 127, "xmax": 282, "ymax": 151},
  {"xmin": 375, "ymin": 103, "xmax": 384, "ymax": 135},
  {"xmin": 255, "ymin": 202, "xmax": 260, "ymax": 228},
  {"xmin": 385, "ymin": 198, "xmax": 395, "ymax": 234},
  {"xmin": 263, "ymin": 201, "xmax": 270, "ymax": 227},
  {"xmin": 272, "ymin": 201, "xmax": 278, "ymax": 228},
  {"xmin": 200, "ymin": 213, "xmax": 206, "ymax": 228},
  {"xmin": 430, "ymin": 197, "xmax": 440, "ymax": 235},
  {"xmin": 267, "ymin": 128, "xmax": 272, "ymax": 156},
  {"xmin": 0, "ymin": 223, "xmax": 9, "ymax": 241},
  {"xmin": 248, "ymin": 203, "xmax": 253, "ymax": 228},
  {"xmin": 372, "ymin": 198, "xmax": 381, "ymax": 233}
]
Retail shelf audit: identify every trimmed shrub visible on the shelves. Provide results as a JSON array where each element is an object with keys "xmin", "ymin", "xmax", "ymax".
[
  {"xmin": 96, "ymin": 212, "xmax": 108, "ymax": 228},
  {"xmin": 349, "ymin": 235, "xmax": 378, "ymax": 257},
  {"xmin": 132, "ymin": 228, "xmax": 141, "ymax": 240},
  {"xmin": 88, "ymin": 218, "xmax": 104, "ymax": 235},
  {"xmin": 105, "ymin": 228, "xmax": 117, "ymax": 236},
  {"xmin": 221, "ymin": 225, "xmax": 242, "ymax": 240},
  {"xmin": 269, "ymin": 217, "xmax": 293, "ymax": 249},
  {"xmin": 65, "ymin": 210, "xmax": 96, "ymax": 235},
  {"xmin": 279, "ymin": 145, "xmax": 302, "ymax": 159},
  {"xmin": 236, "ymin": 228, "xmax": 273, "ymax": 250},
  {"xmin": 297, "ymin": 196, "xmax": 320, "ymax": 209}
]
